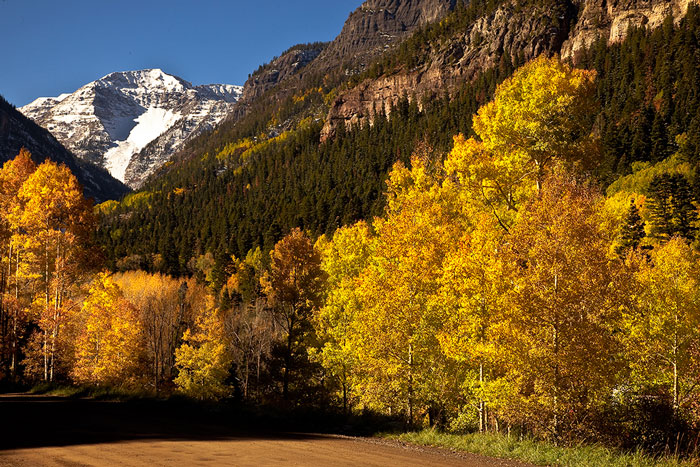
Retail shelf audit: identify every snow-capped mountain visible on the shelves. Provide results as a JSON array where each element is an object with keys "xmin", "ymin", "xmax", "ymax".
[{"xmin": 20, "ymin": 69, "xmax": 242, "ymax": 188}]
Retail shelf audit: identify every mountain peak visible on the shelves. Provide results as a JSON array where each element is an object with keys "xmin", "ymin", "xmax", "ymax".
[
  {"xmin": 20, "ymin": 70, "xmax": 243, "ymax": 187},
  {"xmin": 96, "ymin": 68, "xmax": 191, "ymax": 94}
]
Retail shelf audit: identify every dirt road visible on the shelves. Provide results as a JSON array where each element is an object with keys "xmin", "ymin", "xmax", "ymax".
[{"xmin": 0, "ymin": 393, "xmax": 531, "ymax": 466}]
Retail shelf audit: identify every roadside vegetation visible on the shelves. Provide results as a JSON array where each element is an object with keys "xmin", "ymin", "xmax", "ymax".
[{"xmin": 388, "ymin": 430, "xmax": 696, "ymax": 467}]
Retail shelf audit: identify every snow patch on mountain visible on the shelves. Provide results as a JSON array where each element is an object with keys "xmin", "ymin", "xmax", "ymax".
[{"xmin": 104, "ymin": 107, "xmax": 182, "ymax": 181}]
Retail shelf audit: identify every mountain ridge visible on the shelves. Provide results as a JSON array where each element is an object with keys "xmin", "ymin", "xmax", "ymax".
[
  {"xmin": 20, "ymin": 69, "xmax": 242, "ymax": 188},
  {"xmin": 0, "ymin": 94, "xmax": 129, "ymax": 202}
]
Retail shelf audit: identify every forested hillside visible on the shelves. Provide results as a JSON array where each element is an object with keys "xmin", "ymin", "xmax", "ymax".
[{"xmin": 100, "ymin": 3, "xmax": 700, "ymax": 276}]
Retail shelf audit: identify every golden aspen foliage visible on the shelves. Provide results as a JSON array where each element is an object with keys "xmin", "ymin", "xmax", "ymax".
[
  {"xmin": 174, "ymin": 296, "xmax": 232, "ymax": 400},
  {"xmin": 352, "ymin": 157, "xmax": 463, "ymax": 423},
  {"xmin": 473, "ymin": 55, "xmax": 598, "ymax": 190},
  {"xmin": 72, "ymin": 273, "xmax": 142, "ymax": 385},
  {"xmin": 114, "ymin": 271, "xmax": 195, "ymax": 391},
  {"xmin": 12, "ymin": 158, "xmax": 96, "ymax": 382},
  {"xmin": 313, "ymin": 221, "xmax": 374, "ymax": 411},
  {"xmin": 444, "ymin": 56, "xmax": 598, "ymax": 232},
  {"xmin": 0, "ymin": 149, "xmax": 37, "ymax": 377},
  {"xmin": 436, "ymin": 214, "xmax": 509, "ymax": 432},
  {"xmin": 444, "ymin": 134, "xmax": 533, "ymax": 231},
  {"xmin": 625, "ymin": 238, "xmax": 700, "ymax": 412},
  {"xmin": 0, "ymin": 148, "xmax": 36, "ymax": 239},
  {"xmin": 500, "ymin": 169, "xmax": 627, "ymax": 441}
]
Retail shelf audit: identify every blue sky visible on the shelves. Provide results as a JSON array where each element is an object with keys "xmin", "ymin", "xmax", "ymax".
[{"xmin": 0, "ymin": 0, "xmax": 364, "ymax": 106}]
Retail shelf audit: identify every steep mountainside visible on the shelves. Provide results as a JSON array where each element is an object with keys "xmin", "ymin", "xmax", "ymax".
[
  {"xmin": 227, "ymin": 0, "xmax": 458, "ymax": 126},
  {"xmin": 99, "ymin": 0, "xmax": 700, "ymax": 274},
  {"xmin": 321, "ymin": 0, "xmax": 699, "ymax": 140},
  {"xmin": 308, "ymin": 0, "xmax": 458, "ymax": 74},
  {"xmin": 241, "ymin": 43, "xmax": 327, "ymax": 103},
  {"xmin": 0, "ymin": 95, "xmax": 128, "ymax": 202},
  {"xmin": 322, "ymin": 0, "xmax": 575, "ymax": 140},
  {"xmin": 562, "ymin": 0, "xmax": 697, "ymax": 57},
  {"xmin": 20, "ymin": 69, "xmax": 242, "ymax": 188}
]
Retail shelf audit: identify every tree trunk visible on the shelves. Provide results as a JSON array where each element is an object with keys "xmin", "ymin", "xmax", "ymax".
[
  {"xmin": 44, "ymin": 230, "xmax": 50, "ymax": 382},
  {"xmin": 43, "ymin": 330, "xmax": 48, "ymax": 382},
  {"xmin": 283, "ymin": 312, "xmax": 294, "ymax": 399},
  {"xmin": 11, "ymin": 248, "xmax": 19, "ymax": 378},
  {"xmin": 673, "ymin": 328, "xmax": 679, "ymax": 412},
  {"xmin": 408, "ymin": 342, "xmax": 414, "ymax": 426},
  {"xmin": 552, "ymin": 274, "xmax": 560, "ymax": 443},
  {"xmin": 479, "ymin": 360, "xmax": 486, "ymax": 433}
]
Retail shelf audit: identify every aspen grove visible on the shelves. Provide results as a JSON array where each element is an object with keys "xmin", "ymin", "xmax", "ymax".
[{"xmin": 1, "ymin": 57, "xmax": 699, "ymax": 450}]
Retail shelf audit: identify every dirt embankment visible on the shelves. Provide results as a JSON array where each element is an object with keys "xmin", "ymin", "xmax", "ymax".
[{"xmin": 0, "ymin": 393, "xmax": 532, "ymax": 466}]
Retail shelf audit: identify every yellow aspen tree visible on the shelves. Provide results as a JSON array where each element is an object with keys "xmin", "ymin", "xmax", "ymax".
[
  {"xmin": 313, "ymin": 221, "xmax": 374, "ymax": 413},
  {"xmin": 72, "ymin": 273, "xmax": 142, "ymax": 385},
  {"xmin": 174, "ymin": 296, "xmax": 232, "ymax": 400},
  {"xmin": 437, "ymin": 214, "xmax": 508, "ymax": 433},
  {"xmin": 626, "ymin": 238, "xmax": 700, "ymax": 413},
  {"xmin": 473, "ymin": 55, "xmax": 598, "ymax": 192},
  {"xmin": 444, "ymin": 57, "xmax": 598, "ymax": 233},
  {"xmin": 502, "ymin": 168, "xmax": 627, "ymax": 441},
  {"xmin": 0, "ymin": 149, "xmax": 37, "ymax": 377},
  {"xmin": 12, "ymin": 159, "xmax": 95, "ymax": 381},
  {"xmin": 353, "ymin": 157, "xmax": 463, "ymax": 425},
  {"xmin": 114, "ymin": 271, "xmax": 192, "ymax": 392}
]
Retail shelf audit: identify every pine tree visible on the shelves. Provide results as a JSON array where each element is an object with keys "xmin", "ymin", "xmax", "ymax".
[
  {"xmin": 616, "ymin": 199, "xmax": 646, "ymax": 257},
  {"xmin": 647, "ymin": 173, "xmax": 698, "ymax": 243}
]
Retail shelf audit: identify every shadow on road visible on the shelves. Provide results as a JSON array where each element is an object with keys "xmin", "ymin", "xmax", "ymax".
[{"xmin": 0, "ymin": 393, "xmax": 328, "ymax": 451}]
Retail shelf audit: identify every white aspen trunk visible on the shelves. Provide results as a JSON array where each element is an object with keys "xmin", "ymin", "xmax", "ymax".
[
  {"xmin": 479, "ymin": 360, "xmax": 485, "ymax": 433},
  {"xmin": 6, "ymin": 243, "xmax": 12, "ymax": 376},
  {"xmin": 43, "ymin": 329, "xmax": 48, "ymax": 382},
  {"xmin": 408, "ymin": 342, "xmax": 414, "ymax": 426},
  {"xmin": 49, "ymin": 238, "xmax": 62, "ymax": 382},
  {"xmin": 43, "ymin": 228, "xmax": 50, "ymax": 382},
  {"xmin": 553, "ymin": 273, "xmax": 560, "ymax": 443},
  {"xmin": 14, "ymin": 248, "xmax": 19, "ymax": 299},
  {"xmin": 673, "ymin": 329, "xmax": 679, "ymax": 412},
  {"xmin": 11, "ymin": 248, "xmax": 19, "ymax": 377}
]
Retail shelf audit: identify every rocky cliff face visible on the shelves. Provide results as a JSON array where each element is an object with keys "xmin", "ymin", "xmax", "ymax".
[
  {"xmin": 227, "ymin": 0, "xmax": 458, "ymax": 132},
  {"xmin": 561, "ymin": 0, "xmax": 696, "ymax": 58},
  {"xmin": 235, "ymin": 0, "xmax": 457, "ymax": 116},
  {"xmin": 321, "ymin": 0, "xmax": 697, "ymax": 141},
  {"xmin": 0, "ymin": 95, "xmax": 128, "ymax": 202},
  {"xmin": 321, "ymin": 0, "xmax": 575, "ymax": 140},
  {"xmin": 241, "ymin": 44, "xmax": 326, "ymax": 103},
  {"xmin": 20, "ymin": 69, "xmax": 242, "ymax": 188},
  {"xmin": 310, "ymin": 0, "xmax": 457, "ymax": 75}
]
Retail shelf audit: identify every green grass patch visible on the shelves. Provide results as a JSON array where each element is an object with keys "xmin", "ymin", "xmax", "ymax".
[
  {"xmin": 29, "ymin": 383, "xmax": 157, "ymax": 401},
  {"xmin": 384, "ymin": 429, "xmax": 695, "ymax": 467}
]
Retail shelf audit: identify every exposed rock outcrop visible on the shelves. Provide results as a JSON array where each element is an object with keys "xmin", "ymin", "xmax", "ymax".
[
  {"xmin": 321, "ymin": 0, "xmax": 575, "ymax": 141},
  {"xmin": 562, "ymin": 0, "xmax": 697, "ymax": 58},
  {"xmin": 311, "ymin": 0, "xmax": 458, "ymax": 74},
  {"xmin": 230, "ymin": 0, "xmax": 459, "ymax": 131},
  {"xmin": 321, "ymin": 0, "xmax": 699, "ymax": 141},
  {"xmin": 241, "ymin": 44, "xmax": 326, "ymax": 103}
]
